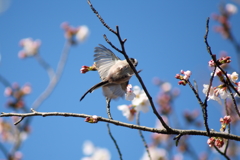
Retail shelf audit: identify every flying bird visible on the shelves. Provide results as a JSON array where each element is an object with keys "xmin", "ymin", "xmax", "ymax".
[{"xmin": 80, "ymin": 44, "xmax": 138, "ymax": 101}]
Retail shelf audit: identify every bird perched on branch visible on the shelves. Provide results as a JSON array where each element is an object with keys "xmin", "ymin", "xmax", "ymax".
[{"xmin": 80, "ymin": 44, "xmax": 138, "ymax": 101}]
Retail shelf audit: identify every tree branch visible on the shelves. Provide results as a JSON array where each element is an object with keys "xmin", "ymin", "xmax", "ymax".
[
  {"xmin": 34, "ymin": 54, "xmax": 55, "ymax": 79},
  {"xmin": 187, "ymin": 80, "xmax": 210, "ymax": 136},
  {"xmin": 31, "ymin": 41, "xmax": 71, "ymax": 110},
  {"xmin": 1, "ymin": 110, "xmax": 240, "ymax": 141}
]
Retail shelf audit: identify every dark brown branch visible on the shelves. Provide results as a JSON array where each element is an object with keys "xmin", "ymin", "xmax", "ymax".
[
  {"xmin": 214, "ymin": 146, "xmax": 230, "ymax": 160},
  {"xmin": 14, "ymin": 117, "xmax": 25, "ymax": 125},
  {"xmin": 1, "ymin": 110, "xmax": 240, "ymax": 141},
  {"xmin": 87, "ymin": 0, "xmax": 116, "ymax": 35},
  {"xmin": 187, "ymin": 80, "xmax": 210, "ymax": 136},
  {"xmin": 173, "ymin": 134, "xmax": 183, "ymax": 146},
  {"xmin": 103, "ymin": 34, "xmax": 122, "ymax": 53},
  {"xmin": 203, "ymin": 66, "xmax": 216, "ymax": 105}
]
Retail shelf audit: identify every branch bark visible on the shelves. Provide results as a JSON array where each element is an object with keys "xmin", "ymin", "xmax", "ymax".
[{"xmin": 1, "ymin": 110, "xmax": 240, "ymax": 141}]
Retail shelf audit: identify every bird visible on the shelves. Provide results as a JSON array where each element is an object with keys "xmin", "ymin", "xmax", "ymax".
[{"xmin": 80, "ymin": 44, "xmax": 138, "ymax": 101}]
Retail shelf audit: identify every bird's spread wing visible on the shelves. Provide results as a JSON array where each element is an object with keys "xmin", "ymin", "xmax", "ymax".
[
  {"xmin": 94, "ymin": 44, "xmax": 120, "ymax": 80},
  {"xmin": 102, "ymin": 84, "xmax": 126, "ymax": 99}
]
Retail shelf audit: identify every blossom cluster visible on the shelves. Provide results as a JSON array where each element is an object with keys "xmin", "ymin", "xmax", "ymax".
[
  {"xmin": 18, "ymin": 38, "xmax": 41, "ymax": 59},
  {"xmin": 203, "ymin": 70, "xmax": 239, "ymax": 105},
  {"xmin": 208, "ymin": 56, "xmax": 231, "ymax": 67},
  {"xmin": 220, "ymin": 115, "xmax": 231, "ymax": 132},
  {"xmin": 175, "ymin": 70, "xmax": 191, "ymax": 86},
  {"xmin": 207, "ymin": 115, "xmax": 231, "ymax": 148},
  {"xmin": 61, "ymin": 22, "xmax": 89, "ymax": 44},
  {"xmin": 0, "ymin": 118, "xmax": 30, "ymax": 145},
  {"xmin": 212, "ymin": 3, "xmax": 238, "ymax": 39},
  {"xmin": 4, "ymin": 83, "xmax": 31, "ymax": 109},
  {"xmin": 118, "ymin": 85, "xmax": 150, "ymax": 121},
  {"xmin": 81, "ymin": 141, "xmax": 111, "ymax": 160}
]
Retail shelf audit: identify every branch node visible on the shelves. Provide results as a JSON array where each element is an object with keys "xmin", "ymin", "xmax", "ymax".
[
  {"xmin": 173, "ymin": 133, "xmax": 183, "ymax": 146},
  {"xmin": 31, "ymin": 108, "xmax": 36, "ymax": 113}
]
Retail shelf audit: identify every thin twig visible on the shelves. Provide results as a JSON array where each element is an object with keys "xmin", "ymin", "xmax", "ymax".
[
  {"xmin": 106, "ymin": 99, "xmax": 123, "ymax": 160},
  {"xmin": 0, "ymin": 74, "xmax": 11, "ymax": 87},
  {"xmin": 224, "ymin": 99, "xmax": 230, "ymax": 154},
  {"xmin": 106, "ymin": 98, "xmax": 113, "ymax": 120},
  {"xmin": 106, "ymin": 123, "xmax": 122, "ymax": 160},
  {"xmin": 214, "ymin": 146, "xmax": 230, "ymax": 160},
  {"xmin": 34, "ymin": 54, "xmax": 55, "ymax": 79},
  {"xmin": 31, "ymin": 41, "xmax": 71, "ymax": 110},
  {"xmin": 14, "ymin": 117, "xmax": 25, "ymax": 125},
  {"xmin": 103, "ymin": 34, "xmax": 122, "ymax": 53},
  {"xmin": 203, "ymin": 66, "xmax": 217, "ymax": 105},
  {"xmin": 1, "ymin": 110, "xmax": 240, "ymax": 141},
  {"xmin": 87, "ymin": 0, "xmax": 116, "ymax": 34},
  {"xmin": 187, "ymin": 80, "xmax": 210, "ymax": 135},
  {"xmin": 173, "ymin": 134, "xmax": 182, "ymax": 146},
  {"xmin": 136, "ymin": 112, "xmax": 152, "ymax": 160}
]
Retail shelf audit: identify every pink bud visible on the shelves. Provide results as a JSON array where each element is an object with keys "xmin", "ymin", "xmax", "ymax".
[
  {"xmin": 220, "ymin": 115, "xmax": 231, "ymax": 124},
  {"xmin": 85, "ymin": 115, "xmax": 99, "ymax": 123},
  {"xmin": 208, "ymin": 60, "xmax": 215, "ymax": 67},
  {"xmin": 21, "ymin": 84, "xmax": 31, "ymax": 95},
  {"xmin": 215, "ymin": 138, "xmax": 224, "ymax": 148},
  {"xmin": 4, "ymin": 87, "xmax": 12, "ymax": 96},
  {"xmin": 80, "ymin": 66, "xmax": 89, "ymax": 74},
  {"xmin": 175, "ymin": 74, "xmax": 181, "ymax": 79},
  {"xmin": 207, "ymin": 137, "xmax": 215, "ymax": 147}
]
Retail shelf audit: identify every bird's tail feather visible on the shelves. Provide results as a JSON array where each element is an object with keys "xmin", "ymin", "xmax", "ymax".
[{"xmin": 80, "ymin": 81, "xmax": 109, "ymax": 101}]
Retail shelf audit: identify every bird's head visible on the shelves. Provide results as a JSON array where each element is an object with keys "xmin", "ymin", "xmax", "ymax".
[{"xmin": 129, "ymin": 58, "xmax": 138, "ymax": 67}]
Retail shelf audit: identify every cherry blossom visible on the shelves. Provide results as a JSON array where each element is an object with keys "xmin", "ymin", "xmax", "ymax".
[
  {"xmin": 61, "ymin": 22, "xmax": 89, "ymax": 44},
  {"xmin": 202, "ymin": 84, "xmax": 221, "ymax": 105},
  {"xmin": 18, "ymin": 38, "xmax": 41, "ymax": 58},
  {"xmin": 226, "ymin": 3, "xmax": 238, "ymax": 15},
  {"xmin": 117, "ymin": 105, "xmax": 136, "ymax": 121},
  {"xmin": 227, "ymin": 71, "xmax": 238, "ymax": 83},
  {"xmin": 81, "ymin": 141, "xmax": 111, "ymax": 160},
  {"xmin": 132, "ymin": 86, "xmax": 150, "ymax": 113},
  {"xmin": 125, "ymin": 84, "xmax": 136, "ymax": 101},
  {"xmin": 140, "ymin": 145, "xmax": 168, "ymax": 160}
]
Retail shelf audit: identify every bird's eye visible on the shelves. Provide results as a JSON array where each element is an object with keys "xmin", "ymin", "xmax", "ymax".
[
  {"xmin": 135, "ymin": 60, "xmax": 138, "ymax": 67},
  {"xmin": 130, "ymin": 58, "xmax": 138, "ymax": 67}
]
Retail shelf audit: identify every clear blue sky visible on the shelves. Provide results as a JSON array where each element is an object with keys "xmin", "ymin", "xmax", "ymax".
[{"xmin": 0, "ymin": 0, "xmax": 240, "ymax": 159}]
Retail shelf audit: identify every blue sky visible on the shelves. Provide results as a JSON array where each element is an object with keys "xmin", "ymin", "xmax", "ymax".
[{"xmin": 0, "ymin": 0, "xmax": 240, "ymax": 159}]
